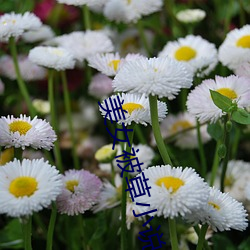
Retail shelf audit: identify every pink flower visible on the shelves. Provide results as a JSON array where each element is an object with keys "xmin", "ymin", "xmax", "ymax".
[{"xmin": 56, "ymin": 169, "xmax": 102, "ymax": 215}]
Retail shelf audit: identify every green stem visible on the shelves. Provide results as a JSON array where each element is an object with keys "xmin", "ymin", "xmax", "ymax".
[
  {"xmin": 111, "ymin": 160, "xmax": 116, "ymax": 186},
  {"xmin": 196, "ymin": 120, "xmax": 207, "ymax": 179},
  {"xmin": 14, "ymin": 148, "xmax": 23, "ymax": 160},
  {"xmin": 48, "ymin": 70, "xmax": 63, "ymax": 172},
  {"xmin": 194, "ymin": 226, "xmax": 211, "ymax": 250},
  {"xmin": 61, "ymin": 71, "xmax": 80, "ymax": 169},
  {"xmin": 134, "ymin": 125, "xmax": 147, "ymax": 144},
  {"xmin": 220, "ymin": 116, "xmax": 230, "ymax": 192},
  {"xmin": 209, "ymin": 141, "xmax": 221, "ymax": 186},
  {"xmin": 149, "ymin": 95, "xmax": 172, "ymax": 165},
  {"xmin": 137, "ymin": 20, "xmax": 151, "ymax": 56},
  {"xmin": 238, "ymin": 0, "xmax": 246, "ymax": 26},
  {"xmin": 168, "ymin": 218, "xmax": 179, "ymax": 250},
  {"xmin": 78, "ymin": 215, "xmax": 88, "ymax": 250},
  {"xmin": 231, "ymin": 126, "xmax": 240, "ymax": 159},
  {"xmin": 21, "ymin": 216, "xmax": 32, "ymax": 250},
  {"xmin": 196, "ymin": 224, "xmax": 209, "ymax": 250},
  {"xmin": 121, "ymin": 125, "xmax": 135, "ymax": 250},
  {"xmin": 46, "ymin": 203, "xmax": 57, "ymax": 250},
  {"xmin": 82, "ymin": 4, "xmax": 91, "ymax": 30},
  {"xmin": 9, "ymin": 37, "xmax": 36, "ymax": 117}
]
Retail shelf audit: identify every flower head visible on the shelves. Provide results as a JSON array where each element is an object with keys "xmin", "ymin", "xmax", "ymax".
[
  {"xmin": 99, "ymin": 93, "xmax": 167, "ymax": 126},
  {"xmin": 0, "ymin": 55, "xmax": 47, "ymax": 81},
  {"xmin": 135, "ymin": 165, "xmax": 209, "ymax": 219},
  {"xmin": 0, "ymin": 158, "xmax": 62, "ymax": 217},
  {"xmin": 28, "ymin": 46, "xmax": 75, "ymax": 71},
  {"xmin": 158, "ymin": 35, "xmax": 217, "ymax": 77},
  {"xmin": 0, "ymin": 12, "xmax": 41, "ymax": 42},
  {"xmin": 0, "ymin": 114, "xmax": 57, "ymax": 150},
  {"xmin": 218, "ymin": 25, "xmax": 250, "ymax": 70},
  {"xmin": 187, "ymin": 75, "xmax": 250, "ymax": 123},
  {"xmin": 186, "ymin": 187, "xmax": 248, "ymax": 232},
  {"xmin": 113, "ymin": 57, "xmax": 193, "ymax": 99},
  {"xmin": 56, "ymin": 0, "xmax": 105, "ymax": 7},
  {"xmin": 57, "ymin": 169, "xmax": 102, "ymax": 215},
  {"xmin": 176, "ymin": 9, "xmax": 206, "ymax": 23}
]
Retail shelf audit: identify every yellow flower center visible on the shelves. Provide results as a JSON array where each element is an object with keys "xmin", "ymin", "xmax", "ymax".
[
  {"xmin": 216, "ymin": 88, "xmax": 237, "ymax": 99},
  {"xmin": 127, "ymin": 0, "xmax": 131, "ymax": 4},
  {"xmin": 174, "ymin": 46, "xmax": 197, "ymax": 61},
  {"xmin": 9, "ymin": 121, "xmax": 32, "ymax": 135},
  {"xmin": 236, "ymin": 35, "xmax": 250, "ymax": 48},
  {"xmin": 224, "ymin": 176, "xmax": 234, "ymax": 187},
  {"xmin": 171, "ymin": 120, "xmax": 192, "ymax": 134},
  {"xmin": 122, "ymin": 103, "xmax": 144, "ymax": 115},
  {"xmin": 0, "ymin": 148, "xmax": 14, "ymax": 166},
  {"xmin": 108, "ymin": 60, "xmax": 121, "ymax": 72},
  {"xmin": 9, "ymin": 177, "xmax": 38, "ymax": 197},
  {"xmin": 66, "ymin": 180, "xmax": 79, "ymax": 192},
  {"xmin": 208, "ymin": 201, "xmax": 220, "ymax": 210},
  {"xmin": 3, "ymin": 19, "xmax": 16, "ymax": 25},
  {"xmin": 156, "ymin": 176, "xmax": 184, "ymax": 193}
]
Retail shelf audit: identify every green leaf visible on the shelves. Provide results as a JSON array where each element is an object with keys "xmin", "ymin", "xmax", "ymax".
[
  {"xmin": 209, "ymin": 89, "xmax": 234, "ymax": 112},
  {"xmin": 207, "ymin": 122, "xmax": 223, "ymax": 141},
  {"xmin": 238, "ymin": 237, "xmax": 250, "ymax": 250},
  {"xmin": 212, "ymin": 234, "xmax": 236, "ymax": 250},
  {"xmin": 232, "ymin": 109, "xmax": 250, "ymax": 125}
]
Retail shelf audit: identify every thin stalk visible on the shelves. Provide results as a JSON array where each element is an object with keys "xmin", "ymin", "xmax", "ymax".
[
  {"xmin": 196, "ymin": 224, "xmax": 209, "ymax": 250},
  {"xmin": 231, "ymin": 126, "xmax": 240, "ymax": 159},
  {"xmin": 21, "ymin": 216, "xmax": 32, "ymax": 250},
  {"xmin": 220, "ymin": 116, "xmax": 230, "ymax": 192},
  {"xmin": 134, "ymin": 125, "xmax": 147, "ymax": 144},
  {"xmin": 46, "ymin": 203, "xmax": 57, "ymax": 250},
  {"xmin": 78, "ymin": 215, "xmax": 88, "ymax": 250},
  {"xmin": 61, "ymin": 71, "xmax": 80, "ymax": 169},
  {"xmin": 121, "ymin": 125, "xmax": 134, "ymax": 250},
  {"xmin": 238, "ymin": 0, "xmax": 246, "ymax": 26},
  {"xmin": 196, "ymin": 120, "xmax": 207, "ymax": 179},
  {"xmin": 149, "ymin": 95, "xmax": 172, "ymax": 165},
  {"xmin": 82, "ymin": 4, "xmax": 91, "ymax": 30},
  {"xmin": 194, "ymin": 226, "xmax": 211, "ymax": 250},
  {"xmin": 48, "ymin": 70, "xmax": 63, "ymax": 172},
  {"xmin": 111, "ymin": 160, "xmax": 116, "ymax": 186},
  {"xmin": 168, "ymin": 218, "xmax": 179, "ymax": 250},
  {"xmin": 14, "ymin": 148, "xmax": 23, "ymax": 160},
  {"xmin": 209, "ymin": 141, "xmax": 221, "ymax": 186},
  {"xmin": 9, "ymin": 37, "xmax": 36, "ymax": 117},
  {"xmin": 137, "ymin": 20, "xmax": 151, "ymax": 56}
]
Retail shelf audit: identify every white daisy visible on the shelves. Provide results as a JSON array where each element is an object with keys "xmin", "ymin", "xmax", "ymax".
[
  {"xmin": 56, "ymin": 0, "xmax": 106, "ymax": 7},
  {"xmin": 158, "ymin": 35, "xmax": 218, "ymax": 77},
  {"xmin": 87, "ymin": 52, "xmax": 145, "ymax": 76},
  {"xmin": 245, "ymin": 183, "xmax": 250, "ymax": 201},
  {"xmin": 52, "ymin": 31, "xmax": 114, "ymax": 62},
  {"xmin": 187, "ymin": 75, "xmax": 250, "ymax": 123},
  {"xmin": 134, "ymin": 165, "xmax": 209, "ymax": 219},
  {"xmin": 0, "ymin": 55, "xmax": 47, "ymax": 81},
  {"xmin": 103, "ymin": 0, "xmax": 163, "ymax": 23},
  {"xmin": 186, "ymin": 187, "xmax": 248, "ymax": 232},
  {"xmin": 0, "ymin": 12, "xmax": 41, "ymax": 42},
  {"xmin": 151, "ymin": 112, "xmax": 210, "ymax": 149},
  {"xmin": 0, "ymin": 114, "xmax": 57, "ymax": 150},
  {"xmin": 218, "ymin": 25, "xmax": 250, "ymax": 70},
  {"xmin": 235, "ymin": 62, "xmax": 250, "ymax": 78},
  {"xmin": 176, "ymin": 9, "xmax": 206, "ymax": 23},
  {"xmin": 32, "ymin": 99, "xmax": 50, "ymax": 115},
  {"xmin": 28, "ymin": 46, "xmax": 75, "ymax": 71},
  {"xmin": 0, "ymin": 158, "xmax": 62, "ymax": 217},
  {"xmin": 99, "ymin": 92, "xmax": 167, "ymax": 126},
  {"xmin": 22, "ymin": 24, "xmax": 55, "ymax": 43},
  {"xmin": 113, "ymin": 57, "xmax": 193, "ymax": 99}
]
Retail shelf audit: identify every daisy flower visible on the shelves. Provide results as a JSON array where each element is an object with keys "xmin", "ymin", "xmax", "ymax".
[
  {"xmin": 32, "ymin": 99, "xmax": 50, "ymax": 115},
  {"xmin": 176, "ymin": 9, "xmax": 206, "ymax": 23},
  {"xmin": 235, "ymin": 62, "xmax": 250, "ymax": 78},
  {"xmin": 113, "ymin": 57, "xmax": 193, "ymax": 99},
  {"xmin": 88, "ymin": 73, "xmax": 113, "ymax": 98},
  {"xmin": 187, "ymin": 75, "xmax": 250, "ymax": 123},
  {"xmin": 22, "ymin": 24, "xmax": 55, "ymax": 43},
  {"xmin": 0, "ymin": 12, "xmax": 41, "ymax": 42},
  {"xmin": 29, "ymin": 46, "xmax": 75, "ymax": 71},
  {"xmin": 87, "ymin": 52, "xmax": 145, "ymax": 76},
  {"xmin": 103, "ymin": 0, "xmax": 163, "ymax": 23},
  {"xmin": 158, "ymin": 35, "xmax": 218, "ymax": 77},
  {"xmin": 218, "ymin": 25, "xmax": 250, "ymax": 70},
  {"xmin": 134, "ymin": 165, "xmax": 209, "ymax": 219},
  {"xmin": 151, "ymin": 112, "xmax": 211, "ymax": 149},
  {"xmin": 56, "ymin": 0, "xmax": 105, "ymax": 7},
  {"xmin": 93, "ymin": 174, "xmax": 122, "ymax": 212},
  {"xmin": 52, "ymin": 31, "xmax": 114, "ymax": 62},
  {"xmin": 0, "ymin": 158, "xmax": 62, "ymax": 217},
  {"xmin": 0, "ymin": 55, "xmax": 47, "ymax": 81},
  {"xmin": 186, "ymin": 187, "xmax": 248, "ymax": 232},
  {"xmin": 0, "ymin": 114, "xmax": 57, "ymax": 150},
  {"xmin": 99, "ymin": 92, "xmax": 167, "ymax": 126},
  {"xmin": 56, "ymin": 169, "xmax": 102, "ymax": 216}
]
